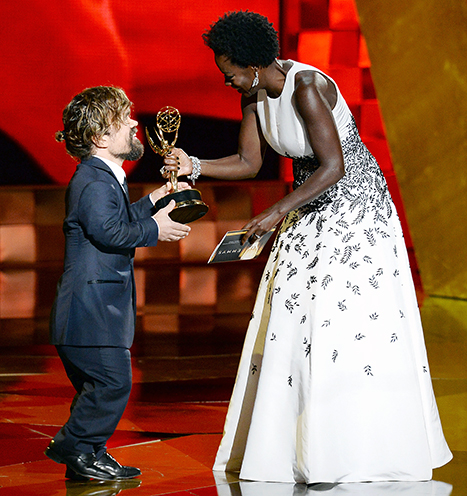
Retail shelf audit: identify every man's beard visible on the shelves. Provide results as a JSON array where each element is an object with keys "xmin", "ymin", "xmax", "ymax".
[{"xmin": 116, "ymin": 136, "xmax": 144, "ymax": 161}]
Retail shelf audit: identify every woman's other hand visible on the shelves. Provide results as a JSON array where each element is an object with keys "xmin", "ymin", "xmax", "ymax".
[{"xmin": 241, "ymin": 206, "xmax": 282, "ymax": 245}]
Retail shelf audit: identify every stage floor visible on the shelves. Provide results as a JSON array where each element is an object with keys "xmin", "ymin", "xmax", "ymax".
[{"xmin": 0, "ymin": 295, "xmax": 466, "ymax": 495}]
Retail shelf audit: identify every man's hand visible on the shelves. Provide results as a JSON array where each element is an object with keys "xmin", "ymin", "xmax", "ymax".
[
  {"xmin": 149, "ymin": 181, "xmax": 191, "ymax": 204},
  {"xmin": 153, "ymin": 200, "xmax": 191, "ymax": 242}
]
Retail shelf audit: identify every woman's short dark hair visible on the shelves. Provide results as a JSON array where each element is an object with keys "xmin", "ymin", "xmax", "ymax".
[
  {"xmin": 55, "ymin": 86, "xmax": 131, "ymax": 161},
  {"xmin": 202, "ymin": 11, "xmax": 280, "ymax": 68}
]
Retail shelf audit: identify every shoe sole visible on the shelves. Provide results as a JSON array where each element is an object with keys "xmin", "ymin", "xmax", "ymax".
[{"xmin": 65, "ymin": 468, "xmax": 89, "ymax": 481}]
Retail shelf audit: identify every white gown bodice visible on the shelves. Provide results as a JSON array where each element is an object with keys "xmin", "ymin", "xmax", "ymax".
[{"xmin": 256, "ymin": 60, "xmax": 352, "ymax": 157}]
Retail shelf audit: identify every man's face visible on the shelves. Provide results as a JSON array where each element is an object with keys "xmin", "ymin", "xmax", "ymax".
[{"xmin": 107, "ymin": 109, "xmax": 144, "ymax": 162}]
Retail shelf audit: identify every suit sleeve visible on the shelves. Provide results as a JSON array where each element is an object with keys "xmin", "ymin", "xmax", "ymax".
[
  {"xmin": 130, "ymin": 194, "xmax": 155, "ymax": 220},
  {"xmin": 78, "ymin": 180, "xmax": 159, "ymax": 249}
]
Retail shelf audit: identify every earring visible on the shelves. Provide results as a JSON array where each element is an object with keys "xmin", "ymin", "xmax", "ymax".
[{"xmin": 251, "ymin": 70, "xmax": 259, "ymax": 88}]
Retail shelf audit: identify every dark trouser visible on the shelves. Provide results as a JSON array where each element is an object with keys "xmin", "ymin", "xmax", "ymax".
[{"xmin": 53, "ymin": 345, "xmax": 132, "ymax": 457}]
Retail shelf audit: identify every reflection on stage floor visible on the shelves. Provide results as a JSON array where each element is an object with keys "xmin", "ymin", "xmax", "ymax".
[{"xmin": 1, "ymin": 286, "xmax": 466, "ymax": 495}]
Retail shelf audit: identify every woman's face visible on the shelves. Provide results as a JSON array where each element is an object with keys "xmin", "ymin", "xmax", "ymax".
[{"xmin": 215, "ymin": 54, "xmax": 257, "ymax": 96}]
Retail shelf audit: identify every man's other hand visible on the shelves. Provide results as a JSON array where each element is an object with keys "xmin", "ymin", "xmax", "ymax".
[
  {"xmin": 149, "ymin": 181, "xmax": 191, "ymax": 205},
  {"xmin": 153, "ymin": 200, "xmax": 191, "ymax": 242}
]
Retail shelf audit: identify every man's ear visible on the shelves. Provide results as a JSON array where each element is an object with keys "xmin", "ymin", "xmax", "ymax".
[{"xmin": 92, "ymin": 133, "xmax": 109, "ymax": 149}]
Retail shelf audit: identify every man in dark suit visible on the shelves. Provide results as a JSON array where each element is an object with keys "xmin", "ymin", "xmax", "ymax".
[{"xmin": 45, "ymin": 86, "xmax": 191, "ymax": 481}]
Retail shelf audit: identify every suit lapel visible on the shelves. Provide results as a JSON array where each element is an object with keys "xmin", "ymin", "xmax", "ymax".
[{"xmin": 83, "ymin": 157, "xmax": 131, "ymax": 212}]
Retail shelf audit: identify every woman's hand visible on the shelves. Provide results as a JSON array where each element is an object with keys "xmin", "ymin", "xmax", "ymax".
[
  {"xmin": 162, "ymin": 147, "xmax": 193, "ymax": 179},
  {"xmin": 241, "ymin": 206, "xmax": 283, "ymax": 245},
  {"xmin": 149, "ymin": 181, "xmax": 191, "ymax": 204}
]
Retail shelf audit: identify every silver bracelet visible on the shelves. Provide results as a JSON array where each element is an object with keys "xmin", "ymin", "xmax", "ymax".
[{"xmin": 188, "ymin": 156, "xmax": 201, "ymax": 185}]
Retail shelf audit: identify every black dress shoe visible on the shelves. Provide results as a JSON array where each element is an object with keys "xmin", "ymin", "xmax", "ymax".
[
  {"xmin": 94, "ymin": 452, "xmax": 141, "ymax": 479},
  {"xmin": 45, "ymin": 440, "xmax": 116, "ymax": 481},
  {"xmin": 65, "ymin": 461, "xmax": 141, "ymax": 481}
]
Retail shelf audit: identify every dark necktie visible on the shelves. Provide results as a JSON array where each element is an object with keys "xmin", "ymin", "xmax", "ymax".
[{"xmin": 123, "ymin": 177, "xmax": 129, "ymax": 198}]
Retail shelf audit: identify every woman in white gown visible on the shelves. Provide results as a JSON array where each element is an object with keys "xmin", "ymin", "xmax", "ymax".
[{"xmin": 163, "ymin": 11, "xmax": 452, "ymax": 484}]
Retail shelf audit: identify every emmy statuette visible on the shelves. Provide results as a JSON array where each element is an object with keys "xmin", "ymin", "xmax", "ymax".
[{"xmin": 145, "ymin": 106, "xmax": 209, "ymax": 224}]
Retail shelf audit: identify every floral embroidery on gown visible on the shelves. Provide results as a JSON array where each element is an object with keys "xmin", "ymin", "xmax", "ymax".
[{"xmin": 213, "ymin": 61, "xmax": 452, "ymax": 484}]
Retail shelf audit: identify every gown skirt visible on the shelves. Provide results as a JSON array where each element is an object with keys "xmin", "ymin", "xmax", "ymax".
[{"xmin": 213, "ymin": 120, "xmax": 452, "ymax": 484}]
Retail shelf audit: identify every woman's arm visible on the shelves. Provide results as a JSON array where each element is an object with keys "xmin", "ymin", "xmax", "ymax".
[
  {"xmin": 163, "ymin": 96, "xmax": 267, "ymax": 180},
  {"xmin": 241, "ymin": 71, "xmax": 345, "ymax": 242}
]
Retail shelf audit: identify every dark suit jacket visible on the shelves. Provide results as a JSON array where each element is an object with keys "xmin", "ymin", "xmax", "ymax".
[{"xmin": 50, "ymin": 156, "xmax": 159, "ymax": 348}]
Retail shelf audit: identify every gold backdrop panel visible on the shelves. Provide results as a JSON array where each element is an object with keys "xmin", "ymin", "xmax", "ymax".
[{"xmin": 354, "ymin": 0, "xmax": 467, "ymax": 298}]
